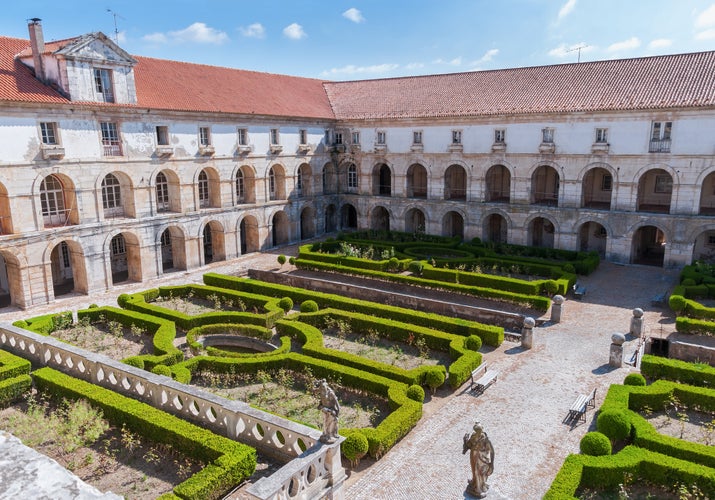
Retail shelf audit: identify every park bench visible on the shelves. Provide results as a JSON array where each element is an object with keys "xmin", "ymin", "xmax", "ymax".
[
  {"xmin": 567, "ymin": 388, "xmax": 597, "ymax": 423},
  {"xmin": 469, "ymin": 362, "xmax": 499, "ymax": 396},
  {"xmin": 573, "ymin": 282, "xmax": 587, "ymax": 300},
  {"xmin": 651, "ymin": 290, "xmax": 668, "ymax": 307}
]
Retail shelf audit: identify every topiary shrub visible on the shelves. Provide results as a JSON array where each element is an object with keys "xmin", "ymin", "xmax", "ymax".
[
  {"xmin": 623, "ymin": 373, "xmax": 646, "ymax": 386},
  {"xmin": 597, "ymin": 409, "xmax": 632, "ymax": 443},
  {"xmin": 669, "ymin": 294, "xmax": 686, "ymax": 315},
  {"xmin": 406, "ymin": 384, "xmax": 425, "ymax": 403},
  {"xmin": 543, "ymin": 280, "xmax": 559, "ymax": 295},
  {"xmin": 300, "ymin": 300, "xmax": 319, "ymax": 313},
  {"xmin": 408, "ymin": 260, "xmax": 424, "ymax": 276},
  {"xmin": 464, "ymin": 335, "xmax": 482, "ymax": 352},
  {"xmin": 151, "ymin": 365, "xmax": 172, "ymax": 377},
  {"xmin": 277, "ymin": 255, "xmax": 287, "ymax": 266},
  {"xmin": 579, "ymin": 431, "xmax": 612, "ymax": 456},
  {"xmin": 342, "ymin": 432, "xmax": 369, "ymax": 468},
  {"xmin": 387, "ymin": 257, "xmax": 400, "ymax": 272},
  {"xmin": 288, "ymin": 257, "xmax": 296, "ymax": 265},
  {"xmin": 562, "ymin": 263, "xmax": 576, "ymax": 274},
  {"xmin": 278, "ymin": 297, "xmax": 293, "ymax": 312},
  {"xmin": 682, "ymin": 278, "xmax": 697, "ymax": 286},
  {"xmin": 425, "ymin": 370, "xmax": 445, "ymax": 394}
]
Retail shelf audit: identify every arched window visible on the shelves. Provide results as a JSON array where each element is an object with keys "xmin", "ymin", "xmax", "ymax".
[
  {"xmin": 156, "ymin": 172, "xmax": 169, "ymax": 212},
  {"xmin": 101, "ymin": 173, "xmax": 122, "ymax": 210},
  {"xmin": 269, "ymin": 168, "xmax": 277, "ymax": 200},
  {"xmin": 40, "ymin": 174, "xmax": 67, "ymax": 225},
  {"xmin": 198, "ymin": 170, "xmax": 209, "ymax": 208},
  {"xmin": 348, "ymin": 164, "xmax": 358, "ymax": 189},
  {"xmin": 236, "ymin": 170, "xmax": 245, "ymax": 202}
]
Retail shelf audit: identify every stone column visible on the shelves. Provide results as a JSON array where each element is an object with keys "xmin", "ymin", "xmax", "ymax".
[
  {"xmin": 550, "ymin": 295, "xmax": 564, "ymax": 323},
  {"xmin": 521, "ymin": 317, "xmax": 535, "ymax": 349},
  {"xmin": 609, "ymin": 333, "xmax": 625, "ymax": 368},
  {"xmin": 630, "ymin": 308, "xmax": 644, "ymax": 337}
]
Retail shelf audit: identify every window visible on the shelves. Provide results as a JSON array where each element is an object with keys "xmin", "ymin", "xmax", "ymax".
[
  {"xmin": 111, "ymin": 234, "xmax": 126, "ymax": 256},
  {"xmin": 494, "ymin": 129, "xmax": 505, "ymax": 143},
  {"xmin": 156, "ymin": 172, "xmax": 169, "ymax": 211},
  {"xmin": 198, "ymin": 170, "xmax": 209, "ymax": 208},
  {"xmin": 93, "ymin": 68, "xmax": 114, "ymax": 103},
  {"xmin": 156, "ymin": 126, "xmax": 169, "ymax": 146},
  {"xmin": 100, "ymin": 121, "xmax": 122, "ymax": 156},
  {"xmin": 351, "ymin": 131, "xmax": 360, "ymax": 144},
  {"xmin": 348, "ymin": 164, "xmax": 358, "ymax": 189},
  {"xmin": 650, "ymin": 121, "xmax": 672, "ymax": 153},
  {"xmin": 708, "ymin": 235, "xmax": 715, "ymax": 246},
  {"xmin": 595, "ymin": 128, "xmax": 608, "ymax": 143},
  {"xmin": 40, "ymin": 122, "xmax": 58, "ymax": 145},
  {"xmin": 269, "ymin": 168, "xmax": 276, "ymax": 200},
  {"xmin": 238, "ymin": 128, "xmax": 248, "ymax": 146},
  {"xmin": 542, "ymin": 128, "xmax": 554, "ymax": 143},
  {"xmin": 296, "ymin": 169, "xmax": 303, "ymax": 194},
  {"xmin": 40, "ymin": 174, "xmax": 65, "ymax": 217},
  {"xmin": 101, "ymin": 173, "xmax": 122, "ymax": 210},
  {"xmin": 60, "ymin": 241, "xmax": 71, "ymax": 267},
  {"xmin": 270, "ymin": 128, "xmax": 280, "ymax": 145},
  {"xmin": 199, "ymin": 127, "xmax": 211, "ymax": 146},
  {"xmin": 452, "ymin": 130, "xmax": 462, "ymax": 144},
  {"xmin": 160, "ymin": 230, "xmax": 171, "ymax": 248},
  {"xmin": 236, "ymin": 170, "xmax": 245, "ymax": 202},
  {"xmin": 654, "ymin": 174, "xmax": 673, "ymax": 194},
  {"xmin": 377, "ymin": 131, "xmax": 386, "ymax": 145},
  {"xmin": 601, "ymin": 174, "xmax": 613, "ymax": 191},
  {"xmin": 334, "ymin": 132, "xmax": 343, "ymax": 145},
  {"xmin": 413, "ymin": 131, "xmax": 423, "ymax": 144},
  {"xmin": 299, "ymin": 129, "xmax": 308, "ymax": 145}
]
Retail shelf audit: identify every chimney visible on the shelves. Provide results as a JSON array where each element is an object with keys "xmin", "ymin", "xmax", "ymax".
[{"xmin": 27, "ymin": 18, "xmax": 46, "ymax": 82}]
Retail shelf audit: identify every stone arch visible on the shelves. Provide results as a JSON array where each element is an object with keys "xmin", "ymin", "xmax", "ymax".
[
  {"xmin": 325, "ymin": 204, "xmax": 337, "ymax": 233},
  {"xmin": 340, "ymin": 161, "xmax": 359, "ymax": 193},
  {"xmin": 637, "ymin": 168, "xmax": 672, "ymax": 213},
  {"xmin": 0, "ymin": 250, "xmax": 25, "ymax": 308},
  {"xmin": 268, "ymin": 164, "xmax": 287, "ymax": 201},
  {"xmin": 692, "ymin": 228, "xmax": 715, "ymax": 263},
  {"xmin": 37, "ymin": 172, "xmax": 79, "ymax": 227},
  {"xmin": 372, "ymin": 163, "xmax": 392, "ymax": 196},
  {"xmin": 404, "ymin": 207, "xmax": 426, "ymax": 234},
  {"xmin": 341, "ymin": 203, "xmax": 358, "ymax": 230},
  {"xmin": 97, "ymin": 170, "xmax": 136, "ymax": 218},
  {"xmin": 105, "ymin": 230, "xmax": 142, "ymax": 284},
  {"xmin": 531, "ymin": 165, "xmax": 559, "ymax": 206},
  {"xmin": 201, "ymin": 219, "xmax": 226, "ymax": 264},
  {"xmin": 196, "ymin": 166, "xmax": 221, "ymax": 209},
  {"xmin": 370, "ymin": 206, "xmax": 391, "ymax": 232},
  {"xmin": 406, "ymin": 163, "xmax": 428, "ymax": 198},
  {"xmin": 153, "ymin": 168, "xmax": 182, "ymax": 213},
  {"xmin": 482, "ymin": 212, "xmax": 509, "ymax": 244},
  {"xmin": 239, "ymin": 214, "xmax": 260, "ymax": 254},
  {"xmin": 444, "ymin": 164, "xmax": 467, "ymax": 200},
  {"xmin": 485, "ymin": 164, "xmax": 511, "ymax": 203},
  {"xmin": 0, "ymin": 181, "xmax": 13, "ymax": 235},
  {"xmin": 158, "ymin": 225, "xmax": 188, "ymax": 272},
  {"xmin": 581, "ymin": 165, "xmax": 614, "ymax": 209},
  {"xmin": 271, "ymin": 210, "xmax": 290, "ymax": 246},
  {"xmin": 631, "ymin": 224, "xmax": 667, "ymax": 266},
  {"xmin": 577, "ymin": 220, "xmax": 608, "ymax": 256},
  {"xmin": 45, "ymin": 238, "xmax": 88, "ymax": 296},
  {"xmin": 235, "ymin": 164, "xmax": 257, "ymax": 204},
  {"xmin": 699, "ymin": 170, "xmax": 715, "ymax": 215},
  {"xmin": 296, "ymin": 163, "xmax": 312, "ymax": 198},
  {"xmin": 300, "ymin": 206, "xmax": 316, "ymax": 239},
  {"xmin": 526, "ymin": 215, "xmax": 557, "ymax": 248},
  {"xmin": 323, "ymin": 162, "xmax": 337, "ymax": 194},
  {"xmin": 442, "ymin": 210, "xmax": 465, "ymax": 239}
]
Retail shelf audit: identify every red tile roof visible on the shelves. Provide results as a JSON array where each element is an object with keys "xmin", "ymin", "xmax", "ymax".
[{"xmin": 324, "ymin": 51, "xmax": 715, "ymax": 120}]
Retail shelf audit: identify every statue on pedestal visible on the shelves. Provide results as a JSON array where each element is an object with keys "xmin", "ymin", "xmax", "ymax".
[
  {"xmin": 313, "ymin": 379, "xmax": 340, "ymax": 443},
  {"xmin": 463, "ymin": 421, "xmax": 494, "ymax": 498}
]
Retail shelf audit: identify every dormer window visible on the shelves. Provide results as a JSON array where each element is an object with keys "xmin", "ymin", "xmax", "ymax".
[
  {"xmin": 93, "ymin": 68, "xmax": 114, "ymax": 103},
  {"xmin": 40, "ymin": 122, "xmax": 58, "ymax": 145}
]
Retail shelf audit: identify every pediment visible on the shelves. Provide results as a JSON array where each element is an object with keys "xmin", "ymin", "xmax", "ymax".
[{"xmin": 55, "ymin": 32, "xmax": 137, "ymax": 66}]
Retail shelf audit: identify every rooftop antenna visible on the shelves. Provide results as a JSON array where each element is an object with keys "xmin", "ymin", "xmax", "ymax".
[
  {"xmin": 566, "ymin": 44, "xmax": 589, "ymax": 63},
  {"xmin": 106, "ymin": 8, "xmax": 124, "ymax": 44}
]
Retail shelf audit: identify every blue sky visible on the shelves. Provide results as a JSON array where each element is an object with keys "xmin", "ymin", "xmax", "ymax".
[{"xmin": 3, "ymin": 1, "xmax": 715, "ymax": 80}]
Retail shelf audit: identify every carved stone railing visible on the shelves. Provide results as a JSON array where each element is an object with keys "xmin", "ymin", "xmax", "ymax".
[{"xmin": 0, "ymin": 323, "xmax": 345, "ymax": 500}]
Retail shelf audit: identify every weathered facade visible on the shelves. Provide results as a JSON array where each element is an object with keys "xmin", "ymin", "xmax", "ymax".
[{"xmin": 1, "ymin": 20, "xmax": 715, "ymax": 309}]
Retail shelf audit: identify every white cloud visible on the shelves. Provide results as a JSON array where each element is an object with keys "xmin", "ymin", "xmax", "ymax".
[
  {"xmin": 283, "ymin": 23, "xmax": 307, "ymax": 40},
  {"xmin": 607, "ymin": 37, "xmax": 641, "ymax": 52},
  {"xmin": 343, "ymin": 8, "xmax": 365, "ymax": 23},
  {"xmin": 116, "ymin": 31, "xmax": 127, "ymax": 44},
  {"xmin": 143, "ymin": 32, "xmax": 168, "ymax": 44},
  {"xmin": 476, "ymin": 48, "xmax": 499, "ymax": 64},
  {"xmin": 321, "ymin": 63, "xmax": 399, "ymax": 77},
  {"xmin": 557, "ymin": 0, "xmax": 577, "ymax": 21},
  {"xmin": 696, "ymin": 28, "xmax": 715, "ymax": 40},
  {"xmin": 648, "ymin": 38, "xmax": 672, "ymax": 49},
  {"xmin": 168, "ymin": 22, "xmax": 229, "ymax": 44},
  {"xmin": 548, "ymin": 42, "xmax": 592, "ymax": 58},
  {"xmin": 696, "ymin": 4, "xmax": 715, "ymax": 28},
  {"xmin": 405, "ymin": 62, "xmax": 425, "ymax": 70},
  {"xmin": 433, "ymin": 57, "xmax": 463, "ymax": 66},
  {"xmin": 239, "ymin": 23, "xmax": 265, "ymax": 39}
]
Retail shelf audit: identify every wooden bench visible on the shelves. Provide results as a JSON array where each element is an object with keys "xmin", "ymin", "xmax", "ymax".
[
  {"xmin": 567, "ymin": 388, "xmax": 597, "ymax": 423},
  {"xmin": 469, "ymin": 362, "xmax": 499, "ymax": 395},
  {"xmin": 573, "ymin": 282, "xmax": 587, "ymax": 300},
  {"xmin": 651, "ymin": 291, "xmax": 668, "ymax": 307}
]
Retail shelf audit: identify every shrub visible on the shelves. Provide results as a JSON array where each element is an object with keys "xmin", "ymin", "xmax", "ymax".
[
  {"xmin": 406, "ymin": 384, "xmax": 425, "ymax": 403},
  {"xmin": 300, "ymin": 300, "xmax": 319, "ymax": 313},
  {"xmin": 669, "ymin": 294, "xmax": 686, "ymax": 314},
  {"xmin": 277, "ymin": 255, "xmax": 287, "ymax": 266},
  {"xmin": 342, "ymin": 432, "xmax": 369, "ymax": 467},
  {"xmin": 408, "ymin": 260, "xmax": 424, "ymax": 276},
  {"xmin": 387, "ymin": 257, "xmax": 400, "ymax": 272},
  {"xmin": 152, "ymin": 365, "xmax": 173, "ymax": 377},
  {"xmin": 425, "ymin": 370, "xmax": 445, "ymax": 394},
  {"xmin": 288, "ymin": 257, "xmax": 296, "ymax": 265},
  {"xmin": 580, "ymin": 432, "xmax": 612, "ymax": 456},
  {"xmin": 464, "ymin": 335, "xmax": 482, "ymax": 352},
  {"xmin": 623, "ymin": 373, "xmax": 646, "ymax": 386},
  {"xmin": 682, "ymin": 278, "xmax": 697, "ymax": 286},
  {"xmin": 543, "ymin": 280, "xmax": 559, "ymax": 295},
  {"xmin": 278, "ymin": 297, "xmax": 293, "ymax": 312},
  {"xmin": 596, "ymin": 409, "xmax": 632, "ymax": 443}
]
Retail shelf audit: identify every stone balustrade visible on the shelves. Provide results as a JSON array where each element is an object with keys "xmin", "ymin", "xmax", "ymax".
[{"xmin": 0, "ymin": 322, "xmax": 345, "ymax": 499}]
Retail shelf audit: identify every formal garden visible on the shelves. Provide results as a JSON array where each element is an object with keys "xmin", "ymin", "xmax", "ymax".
[{"xmin": 0, "ymin": 231, "xmax": 612, "ymax": 499}]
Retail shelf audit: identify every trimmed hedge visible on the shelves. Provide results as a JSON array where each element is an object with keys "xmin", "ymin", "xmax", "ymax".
[
  {"xmin": 203, "ymin": 274, "xmax": 504, "ymax": 347},
  {"xmin": 185, "ymin": 323, "xmax": 290, "ymax": 358},
  {"xmin": 640, "ymin": 354, "xmax": 715, "ymax": 387},
  {"xmin": 0, "ymin": 349, "xmax": 32, "ymax": 405},
  {"xmin": 32, "ymin": 367, "xmax": 256, "ymax": 500}
]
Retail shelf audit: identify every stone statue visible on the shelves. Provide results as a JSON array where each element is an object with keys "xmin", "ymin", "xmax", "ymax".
[
  {"xmin": 313, "ymin": 379, "xmax": 340, "ymax": 443},
  {"xmin": 463, "ymin": 421, "xmax": 494, "ymax": 498}
]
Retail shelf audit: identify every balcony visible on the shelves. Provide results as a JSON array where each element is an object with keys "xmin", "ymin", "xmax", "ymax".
[
  {"xmin": 410, "ymin": 143, "xmax": 424, "ymax": 152},
  {"xmin": 649, "ymin": 139, "xmax": 671, "ymax": 153},
  {"xmin": 236, "ymin": 144, "xmax": 253, "ymax": 155},
  {"xmin": 491, "ymin": 142, "xmax": 506, "ymax": 152},
  {"xmin": 43, "ymin": 209, "xmax": 72, "ymax": 227},
  {"xmin": 448, "ymin": 143, "xmax": 463, "ymax": 153},
  {"xmin": 538, "ymin": 142, "xmax": 555, "ymax": 154},
  {"xmin": 374, "ymin": 143, "xmax": 387, "ymax": 153},
  {"xmin": 155, "ymin": 145, "xmax": 174, "ymax": 157},
  {"xmin": 41, "ymin": 144, "xmax": 65, "ymax": 160},
  {"xmin": 198, "ymin": 145, "xmax": 215, "ymax": 156},
  {"xmin": 297, "ymin": 144, "xmax": 311, "ymax": 154},
  {"xmin": 269, "ymin": 144, "xmax": 283, "ymax": 155},
  {"xmin": 102, "ymin": 142, "xmax": 122, "ymax": 157},
  {"xmin": 591, "ymin": 142, "xmax": 610, "ymax": 154}
]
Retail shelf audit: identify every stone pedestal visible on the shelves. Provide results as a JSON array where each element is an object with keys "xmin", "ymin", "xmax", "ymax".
[
  {"xmin": 522, "ymin": 317, "xmax": 535, "ymax": 349},
  {"xmin": 630, "ymin": 308, "xmax": 644, "ymax": 337},
  {"xmin": 550, "ymin": 295, "xmax": 564, "ymax": 323},
  {"xmin": 609, "ymin": 332, "xmax": 625, "ymax": 368}
]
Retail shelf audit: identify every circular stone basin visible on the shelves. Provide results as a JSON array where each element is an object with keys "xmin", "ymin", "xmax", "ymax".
[{"xmin": 196, "ymin": 335, "xmax": 278, "ymax": 353}]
